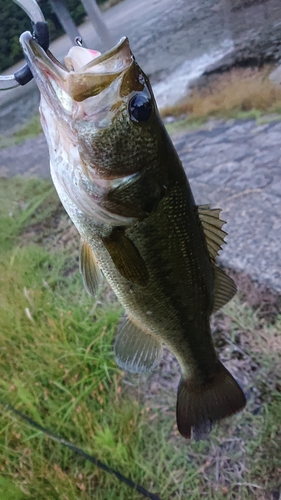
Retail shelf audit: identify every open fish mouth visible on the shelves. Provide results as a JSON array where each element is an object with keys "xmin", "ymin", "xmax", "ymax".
[
  {"xmin": 19, "ymin": 33, "xmax": 133, "ymax": 102},
  {"xmin": 18, "ymin": 32, "xmax": 150, "ymax": 226}
]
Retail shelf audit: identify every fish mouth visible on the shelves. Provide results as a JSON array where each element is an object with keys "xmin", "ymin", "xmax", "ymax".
[{"xmin": 19, "ymin": 32, "xmax": 133, "ymax": 103}]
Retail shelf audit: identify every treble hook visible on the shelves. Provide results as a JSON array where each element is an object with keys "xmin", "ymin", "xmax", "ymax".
[{"xmin": 0, "ymin": 0, "xmax": 49, "ymax": 90}]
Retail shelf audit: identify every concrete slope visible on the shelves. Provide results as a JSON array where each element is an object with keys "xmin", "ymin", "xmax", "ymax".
[{"xmin": 1, "ymin": 118, "xmax": 280, "ymax": 293}]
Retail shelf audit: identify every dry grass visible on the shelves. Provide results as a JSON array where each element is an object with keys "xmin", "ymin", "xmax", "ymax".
[
  {"xmin": 99, "ymin": 0, "xmax": 124, "ymax": 12},
  {"xmin": 161, "ymin": 65, "xmax": 281, "ymax": 120}
]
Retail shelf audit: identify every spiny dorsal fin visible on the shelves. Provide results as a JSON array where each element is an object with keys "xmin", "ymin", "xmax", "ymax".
[
  {"xmin": 198, "ymin": 205, "xmax": 236, "ymax": 311},
  {"xmin": 102, "ymin": 229, "xmax": 149, "ymax": 286},
  {"xmin": 114, "ymin": 316, "xmax": 163, "ymax": 373},
  {"xmin": 213, "ymin": 266, "xmax": 237, "ymax": 312},
  {"xmin": 198, "ymin": 205, "xmax": 227, "ymax": 260},
  {"xmin": 80, "ymin": 240, "xmax": 102, "ymax": 296}
]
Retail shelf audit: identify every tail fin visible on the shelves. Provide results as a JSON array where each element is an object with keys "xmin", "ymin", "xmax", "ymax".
[{"xmin": 176, "ymin": 361, "xmax": 246, "ymax": 440}]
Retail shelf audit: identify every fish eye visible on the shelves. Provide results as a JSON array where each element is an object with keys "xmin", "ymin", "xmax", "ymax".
[{"xmin": 128, "ymin": 93, "xmax": 153, "ymax": 122}]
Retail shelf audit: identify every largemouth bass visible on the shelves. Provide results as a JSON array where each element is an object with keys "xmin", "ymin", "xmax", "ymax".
[{"xmin": 20, "ymin": 33, "xmax": 246, "ymax": 439}]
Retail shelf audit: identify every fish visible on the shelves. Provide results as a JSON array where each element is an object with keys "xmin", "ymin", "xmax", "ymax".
[{"xmin": 20, "ymin": 32, "xmax": 246, "ymax": 439}]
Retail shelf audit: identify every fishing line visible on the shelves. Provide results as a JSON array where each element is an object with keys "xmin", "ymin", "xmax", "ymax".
[{"xmin": 0, "ymin": 400, "xmax": 161, "ymax": 500}]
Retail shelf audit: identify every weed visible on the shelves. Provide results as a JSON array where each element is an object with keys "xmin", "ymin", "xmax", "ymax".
[
  {"xmin": 0, "ymin": 177, "xmax": 60, "ymax": 252},
  {"xmin": 0, "ymin": 177, "xmax": 280, "ymax": 499},
  {"xmin": 161, "ymin": 65, "xmax": 281, "ymax": 132},
  {"xmin": 0, "ymin": 115, "xmax": 42, "ymax": 150}
]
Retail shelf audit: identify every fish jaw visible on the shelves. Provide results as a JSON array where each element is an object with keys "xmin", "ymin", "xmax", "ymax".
[
  {"xmin": 19, "ymin": 32, "xmax": 133, "ymax": 107},
  {"xmin": 19, "ymin": 32, "xmax": 134, "ymax": 144},
  {"xmin": 19, "ymin": 31, "xmax": 72, "ymax": 118}
]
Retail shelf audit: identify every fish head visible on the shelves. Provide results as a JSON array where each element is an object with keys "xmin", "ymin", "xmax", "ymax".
[
  {"xmin": 20, "ymin": 32, "xmax": 165, "ymax": 225},
  {"xmin": 19, "ymin": 33, "xmax": 164, "ymax": 224}
]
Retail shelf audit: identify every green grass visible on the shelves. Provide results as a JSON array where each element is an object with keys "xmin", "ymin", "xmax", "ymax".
[
  {"xmin": 0, "ymin": 114, "xmax": 42, "ymax": 150},
  {"xmin": 0, "ymin": 475, "xmax": 26, "ymax": 499},
  {"xmin": 1, "ymin": 93, "xmax": 280, "ymax": 153},
  {"xmin": 165, "ymin": 116, "xmax": 209, "ymax": 135},
  {"xmin": 0, "ymin": 177, "xmax": 281, "ymax": 499},
  {"xmin": 165, "ymin": 109, "xmax": 281, "ymax": 136}
]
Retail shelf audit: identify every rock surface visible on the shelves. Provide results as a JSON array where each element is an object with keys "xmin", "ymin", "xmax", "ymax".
[
  {"xmin": 1, "ymin": 0, "xmax": 281, "ymax": 132},
  {"xmin": 1, "ymin": 0, "xmax": 281, "ymax": 294},
  {"xmin": 269, "ymin": 65, "xmax": 281, "ymax": 86},
  {"xmin": 1, "ymin": 117, "xmax": 280, "ymax": 293}
]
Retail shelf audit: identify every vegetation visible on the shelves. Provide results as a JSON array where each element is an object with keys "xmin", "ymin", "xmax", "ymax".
[
  {"xmin": 0, "ymin": 177, "xmax": 280, "ymax": 499},
  {"xmin": 1, "ymin": 62, "xmax": 281, "ymax": 150},
  {"xmin": 0, "ymin": 0, "xmax": 86, "ymax": 72},
  {"xmin": 161, "ymin": 65, "xmax": 281, "ymax": 126},
  {"xmin": 0, "ymin": 0, "xmax": 122, "ymax": 73},
  {"xmin": 1, "ymin": 0, "xmax": 281, "ymax": 495},
  {"xmin": 0, "ymin": 115, "xmax": 42, "ymax": 150}
]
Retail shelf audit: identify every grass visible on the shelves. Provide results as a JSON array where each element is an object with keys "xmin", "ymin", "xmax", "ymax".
[
  {"xmin": 161, "ymin": 64, "xmax": 281, "ymax": 132},
  {"xmin": 2, "ymin": 65, "xmax": 281, "ymax": 149},
  {"xmin": 99, "ymin": 0, "xmax": 124, "ymax": 11},
  {"xmin": 0, "ymin": 115, "xmax": 42, "ymax": 150},
  {"xmin": 0, "ymin": 176, "xmax": 280, "ymax": 499}
]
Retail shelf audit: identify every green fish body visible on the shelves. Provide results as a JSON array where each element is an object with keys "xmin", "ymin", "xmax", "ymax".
[{"xmin": 20, "ymin": 34, "xmax": 246, "ymax": 439}]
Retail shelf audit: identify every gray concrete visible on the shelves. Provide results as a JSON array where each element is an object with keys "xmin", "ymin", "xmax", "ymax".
[
  {"xmin": 0, "ymin": 0, "xmax": 281, "ymax": 294},
  {"xmin": 0, "ymin": 0, "xmax": 230, "ymax": 132},
  {"xmin": 2, "ymin": 0, "xmax": 281, "ymax": 133},
  {"xmin": 1, "ymin": 118, "xmax": 280, "ymax": 293},
  {"xmin": 174, "ymin": 119, "xmax": 281, "ymax": 293}
]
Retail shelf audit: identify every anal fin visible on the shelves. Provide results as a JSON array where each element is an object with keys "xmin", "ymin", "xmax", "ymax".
[
  {"xmin": 114, "ymin": 316, "xmax": 163, "ymax": 373},
  {"xmin": 80, "ymin": 240, "xmax": 102, "ymax": 296},
  {"xmin": 102, "ymin": 228, "xmax": 149, "ymax": 286}
]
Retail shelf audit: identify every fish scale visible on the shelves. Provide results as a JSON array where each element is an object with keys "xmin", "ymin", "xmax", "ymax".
[{"xmin": 20, "ymin": 33, "xmax": 246, "ymax": 439}]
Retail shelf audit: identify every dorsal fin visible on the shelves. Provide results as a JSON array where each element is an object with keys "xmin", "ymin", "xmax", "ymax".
[
  {"xmin": 198, "ymin": 205, "xmax": 227, "ymax": 260},
  {"xmin": 198, "ymin": 205, "xmax": 237, "ymax": 311}
]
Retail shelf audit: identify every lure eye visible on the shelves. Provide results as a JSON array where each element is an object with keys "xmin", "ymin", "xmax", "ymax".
[{"xmin": 129, "ymin": 93, "xmax": 152, "ymax": 122}]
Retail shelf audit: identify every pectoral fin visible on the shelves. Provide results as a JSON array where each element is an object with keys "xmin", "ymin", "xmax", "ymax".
[
  {"xmin": 114, "ymin": 316, "xmax": 163, "ymax": 373},
  {"xmin": 80, "ymin": 240, "xmax": 102, "ymax": 296},
  {"xmin": 102, "ymin": 229, "xmax": 149, "ymax": 286}
]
